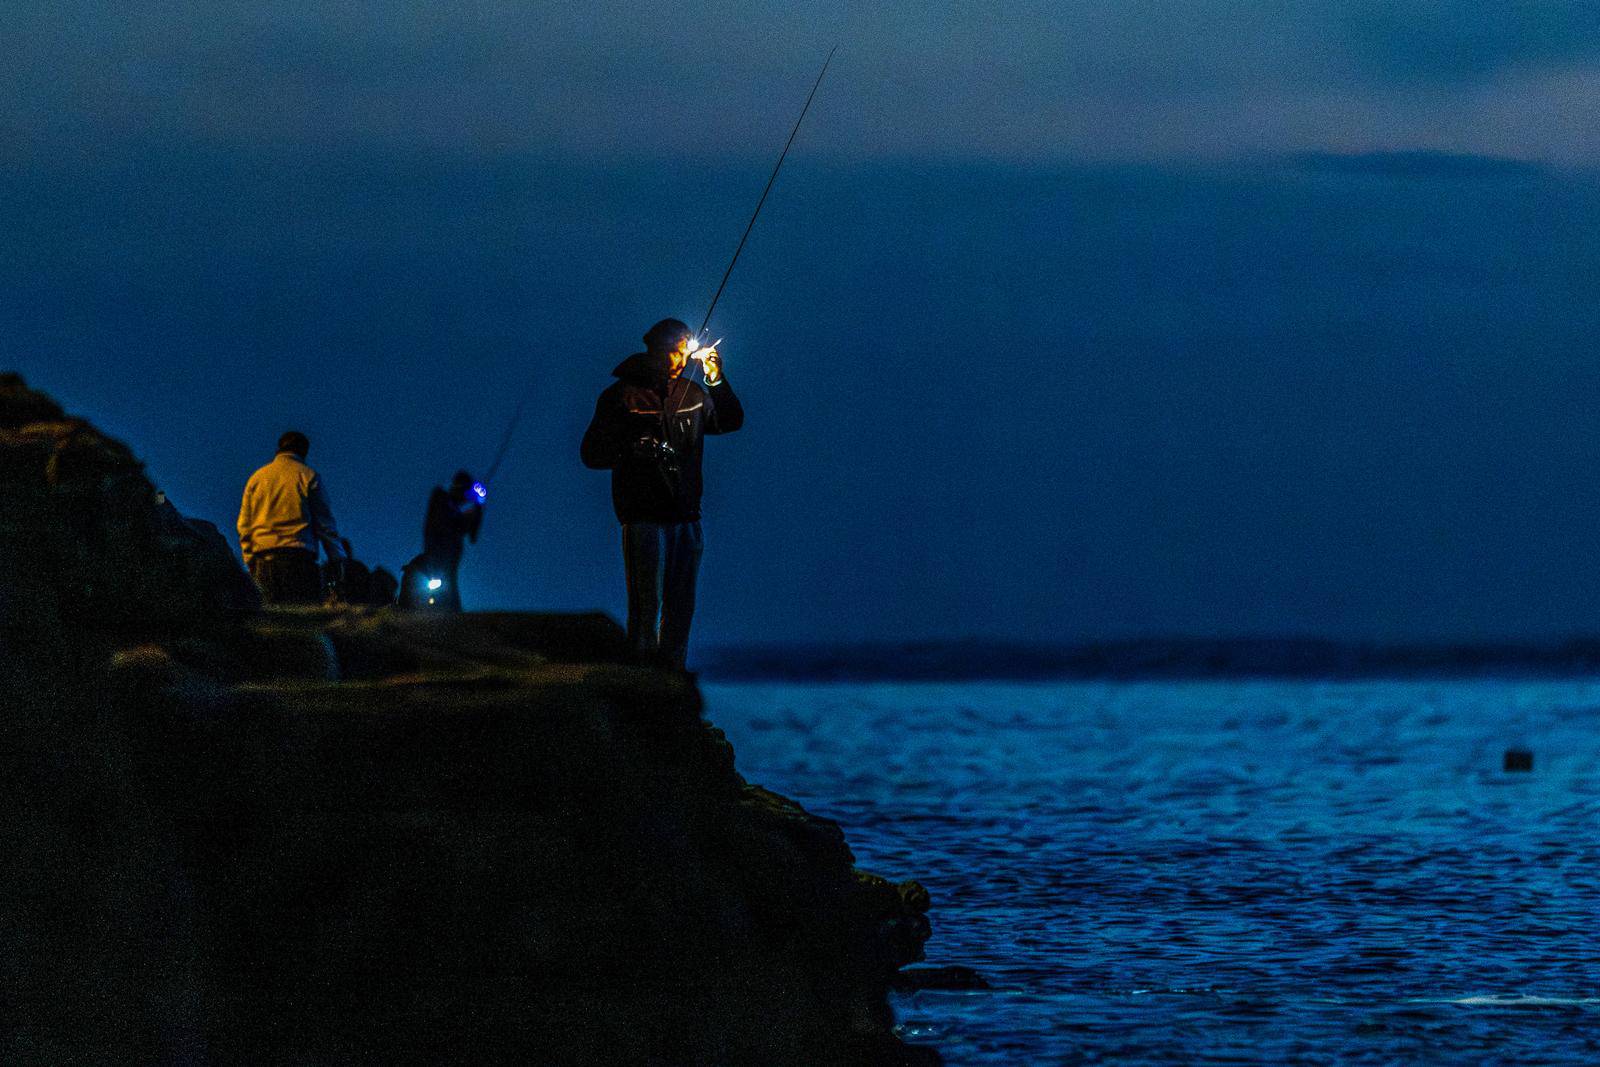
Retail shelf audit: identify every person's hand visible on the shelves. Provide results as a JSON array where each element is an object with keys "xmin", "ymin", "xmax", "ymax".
[{"xmin": 701, "ymin": 346, "xmax": 723, "ymax": 385}]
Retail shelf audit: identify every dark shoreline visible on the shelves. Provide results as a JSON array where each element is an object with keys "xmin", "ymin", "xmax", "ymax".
[
  {"xmin": 700, "ymin": 637, "xmax": 1600, "ymax": 683},
  {"xmin": 2, "ymin": 375, "xmax": 940, "ymax": 1066}
]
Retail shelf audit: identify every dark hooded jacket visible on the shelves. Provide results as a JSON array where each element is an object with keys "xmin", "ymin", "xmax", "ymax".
[{"xmin": 581, "ymin": 351, "xmax": 744, "ymax": 523}]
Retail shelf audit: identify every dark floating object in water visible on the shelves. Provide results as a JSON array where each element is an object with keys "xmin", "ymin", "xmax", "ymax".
[
  {"xmin": 1504, "ymin": 749, "xmax": 1534, "ymax": 772},
  {"xmin": 892, "ymin": 964, "xmax": 991, "ymax": 991}
]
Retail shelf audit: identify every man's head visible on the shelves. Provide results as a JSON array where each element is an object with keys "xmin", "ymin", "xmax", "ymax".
[
  {"xmin": 450, "ymin": 469, "xmax": 488, "ymax": 505},
  {"xmin": 277, "ymin": 431, "xmax": 310, "ymax": 458},
  {"xmin": 643, "ymin": 318, "xmax": 693, "ymax": 378}
]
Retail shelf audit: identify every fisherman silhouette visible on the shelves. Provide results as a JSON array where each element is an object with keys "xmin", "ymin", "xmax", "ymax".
[
  {"xmin": 399, "ymin": 470, "xmax": 484, "ymax": 612},
  {"xmin": 581, "ymin": 318, "xmax": 744, "ymax": 669}
]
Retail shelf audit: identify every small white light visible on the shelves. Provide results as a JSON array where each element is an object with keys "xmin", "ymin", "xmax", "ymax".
[
  {"xmin": 689, "ymin": 336, "xmax": 722, "ymax": 362},
  {"xmin": 427, "ymin": 578, "xmax": 443, "ymax": 591}
]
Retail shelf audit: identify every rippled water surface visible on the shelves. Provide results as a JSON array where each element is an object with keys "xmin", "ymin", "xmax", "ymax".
[{"xmin": 702, "ymin": 678, "xmax": 1600, "ymax": 1064}]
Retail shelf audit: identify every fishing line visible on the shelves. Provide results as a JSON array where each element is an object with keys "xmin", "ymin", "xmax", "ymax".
[{"xmin": 484, "ymin": 45, "xmax": 838, "ymax": 484}]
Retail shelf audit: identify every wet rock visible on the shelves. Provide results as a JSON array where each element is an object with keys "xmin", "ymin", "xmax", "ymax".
[
  {"xmin": 892, "ymin": 965, "xmax": 992, "ymax": 992},
  {"xmin": 898, "ymin": 879, "xmax": 932, "ymax": 913}
]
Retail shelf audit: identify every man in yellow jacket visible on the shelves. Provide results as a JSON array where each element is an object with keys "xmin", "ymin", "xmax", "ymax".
[{"xmin": 237, "ymin": 430, "xmax": 347, "ymax": 604}]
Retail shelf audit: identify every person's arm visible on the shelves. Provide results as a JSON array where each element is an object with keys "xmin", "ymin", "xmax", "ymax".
[
  {"xmin": 306, "ymin": 474, "xmax": 347, "ymax": 560},
  {"xmin": 236, "ymin": 479, "xmax": 255, "ymax": 563},
  {"xmin": 580, "ymin": 386, "xmax": 627, "ymax": 469},
  {"xmin": 703, "ymin": 380, "xmax": 743, "ymax": 434},
  {"xmin": 700, "ymin": 349, "xmax": 743, "ymax": 434},
  {"xmin": 466, "ymin": 502, "xmax": 483, "ymax": 544}
]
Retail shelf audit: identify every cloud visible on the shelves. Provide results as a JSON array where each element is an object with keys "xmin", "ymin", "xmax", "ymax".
[
  {"xmin": 4, "ymin": 1, "xmax": 1600, "ymax": 163},
  {"xmin": 1336, "ymin": 1, "xmax": 1600, "ymax": 85}
]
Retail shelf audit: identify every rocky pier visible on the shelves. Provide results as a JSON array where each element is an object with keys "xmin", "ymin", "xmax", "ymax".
[{"xmin": 0, "ymin": 374, "xmax": 936, "ymax": 1065}]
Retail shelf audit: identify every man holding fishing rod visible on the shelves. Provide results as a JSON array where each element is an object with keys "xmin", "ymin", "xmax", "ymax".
[
  {"xmin": 575, "ymin": 47, "xmax": 827, "ymax": 668},
  {"xmin": 581, "ymin": 319, "xmax": 743, "ymax": 669}
]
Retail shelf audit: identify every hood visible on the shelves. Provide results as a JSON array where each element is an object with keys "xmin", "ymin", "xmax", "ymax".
[{"xmin": 612, "ymin": 351, "xmax": 671, "ymax": 384}]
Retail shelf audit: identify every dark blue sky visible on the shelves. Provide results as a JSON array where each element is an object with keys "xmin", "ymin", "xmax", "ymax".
[{"xmin": 9, "ymin": 5, "xmax": 1600, "ymax": 645}]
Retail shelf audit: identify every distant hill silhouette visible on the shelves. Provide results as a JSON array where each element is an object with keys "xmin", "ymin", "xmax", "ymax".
[
  {"xmin": 1281, "ymin": 150, "xmax": 1543, "ymax": 178},
  {"xmin": 700, "ymin": 637, "xmax": 1600, "ymax": 681}
]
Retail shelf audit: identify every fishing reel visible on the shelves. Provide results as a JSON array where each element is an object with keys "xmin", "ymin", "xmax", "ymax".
[{"xmin": 632, "ymin": 436, "xmax": 681, "ymax": 479}]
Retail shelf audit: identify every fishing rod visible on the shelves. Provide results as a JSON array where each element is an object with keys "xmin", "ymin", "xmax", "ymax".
[
  {"xmin": 482, "ymin": 45, "xmax": 837, "ymax": 481},
  {"xmin": 480, "ymin": 398, "xmax": 524, "ymax": 492},
  {"xmin": 693, "ymin": 44, "xmax": 838, "ymax": 353}
]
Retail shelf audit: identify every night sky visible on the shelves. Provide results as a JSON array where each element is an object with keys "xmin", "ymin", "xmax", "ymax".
[{"xmin": 8, "ymin": 3, "xmax": 1600, "ymax": 645}]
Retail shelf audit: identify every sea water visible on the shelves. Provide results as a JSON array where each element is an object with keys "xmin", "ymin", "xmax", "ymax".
[{"xmin": 702, "ymin": 678, "xmax": 1600, "ymax": 1064}]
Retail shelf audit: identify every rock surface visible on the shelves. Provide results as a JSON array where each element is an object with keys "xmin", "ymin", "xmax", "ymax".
[
  {"xmin": 892, "ymin": 965, "xmax": 992, "ymax": 992},
  {"xmin": 0, "ymin": 376, "xmax": 936, "ymax": 1065}
]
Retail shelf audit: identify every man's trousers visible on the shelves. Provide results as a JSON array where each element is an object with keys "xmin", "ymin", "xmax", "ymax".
[
  {"xmin": 249, "ymin": 548, "xmax": 322, "ymax": 606},
  {"xmin": 622, "ymin": 521, "xmax": 704, "ymax": 670}
]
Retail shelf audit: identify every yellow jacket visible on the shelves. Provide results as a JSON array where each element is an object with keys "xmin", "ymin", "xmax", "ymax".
[{"xmin": 236, "ymin": 452, "xmax": 346, "ymax": 564}]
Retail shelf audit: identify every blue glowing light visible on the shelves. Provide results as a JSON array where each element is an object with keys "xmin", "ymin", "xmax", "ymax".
[
  {"xmin": 471, "ymin": 482, "xmax": 487, "ymax": 502},
  {"xmin": 426, "ymin": 578, "xmax": 443, "ymax": 591}
]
